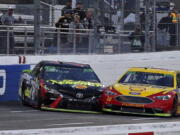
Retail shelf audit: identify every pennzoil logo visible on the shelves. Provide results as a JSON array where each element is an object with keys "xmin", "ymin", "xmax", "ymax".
[
  {"xmin": 129, "ymin": 87, "xmax": 146, "ymax": 92},
  {"xmin": 73, "ymin": 84, "xmax": 88, "ymax": 89}
]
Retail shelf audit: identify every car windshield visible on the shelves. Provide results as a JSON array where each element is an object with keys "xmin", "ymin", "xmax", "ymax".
[
  {"xmin": 119, "ymin": 71, "xmax": 174, "ymax": 87},
  {"xmin": 42, "ymin": 66, "xmax": 100, "ymax": 83}
]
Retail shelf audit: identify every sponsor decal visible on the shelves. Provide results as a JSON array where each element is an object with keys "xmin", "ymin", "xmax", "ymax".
[
  {"xmin": 129, "ymin": 87, "xmax": 146, "ymax": 92},
  {"xmin": 129, "ymin": 132, "xmax": 154, "ymax": 135},
  {"xmin": 107, "ymin": 97, "xmax": 112, "ymax": 102},
  {"xmin": 0, "ymin": 70, "xmax": 6, "ymax": 96},
  {"xmin": 122, "ymin": 103, "xmax": 144, "ymax": 107},
  {"xmin": 76, "ymin": 93, "xmax": 84, "ymax": 99},
  {"xmin": 24, "ymin": 88, "xmax": 31, "ymax": 97},
  {"xmin": 129, "ymin": 92, "xmax": 141, "ymax": 95},
  {"xmin": 48, "ymin": 80, "xmax": 102, "ymax": 87},
  {"xmin": 73, "ymin": 84, "xmax": 88, "ymax": 89}
]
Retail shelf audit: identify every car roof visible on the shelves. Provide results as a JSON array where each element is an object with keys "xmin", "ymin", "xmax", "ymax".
[
  {"xmin": 39, "ymin": 60, "xmax": 90, "ymax": 68},
  {"xmin": 128, "ymin": 67, "xmax": 178, "ymax": 75}
]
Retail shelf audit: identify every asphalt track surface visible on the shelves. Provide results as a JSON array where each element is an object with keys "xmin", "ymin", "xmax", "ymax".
[{"xmin": 1, "ymin": 101, "xmax": 180, "ymax": 131}]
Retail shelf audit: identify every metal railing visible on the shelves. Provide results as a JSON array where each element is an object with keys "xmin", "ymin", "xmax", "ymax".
[
  {"xmin": 0, "ymin": 25, "xmax": 133, "ymax": 55},
  {"xmin": 0, "ymin": 23, "xmax": 179, "ymax": 55}
]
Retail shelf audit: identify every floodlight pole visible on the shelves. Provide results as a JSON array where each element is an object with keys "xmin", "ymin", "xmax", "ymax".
[{"xmin": 34, "ymin": 0, "xmax": 41, "ymax": 54}]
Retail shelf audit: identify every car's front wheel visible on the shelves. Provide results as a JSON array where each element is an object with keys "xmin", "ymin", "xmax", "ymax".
[
  {"xmin": 34, "ymin": 89, "xmax": 42, "ymax": 109},
  {"xmin": 171, "ymin": 96, "xmax": 178, "ymax": 117},
  {"xmin": 21, "ymin": 83, "xmax": 28, "ymax": 106}
]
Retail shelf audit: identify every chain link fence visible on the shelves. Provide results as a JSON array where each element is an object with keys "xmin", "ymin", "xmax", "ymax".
[{"xmin": 0, "ymin": 0, "xmax": 179, "ymax": 55}]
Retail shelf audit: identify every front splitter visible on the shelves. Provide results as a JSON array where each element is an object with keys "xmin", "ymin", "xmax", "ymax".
[{"xmin": 41, "ymin": 106, "xmax": 102, "ymax": 114}]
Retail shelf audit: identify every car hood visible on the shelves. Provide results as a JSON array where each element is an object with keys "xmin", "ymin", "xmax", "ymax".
[
  {"xmin": 46, "ymin": 80, "xmax": 102, "ymax": 98},
  {"xmin": 113, "ymin": 83, "xmax": 174, "ymax": 97}
]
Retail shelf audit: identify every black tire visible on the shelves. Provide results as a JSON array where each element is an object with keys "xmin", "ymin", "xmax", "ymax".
[
  {"xmin": 34, "ymin": 89, "xmax": 42, "ymax": 109},
  {"xmin": 171, "ymin": 96, "xmax": 178, "ymax": 117},
  {"xmin": 21, "ymin": 84, "xmax": 28, "ymax": 106}
]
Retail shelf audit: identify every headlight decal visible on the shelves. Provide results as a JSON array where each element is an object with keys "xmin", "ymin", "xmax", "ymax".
[{"xmin": 155, "ymin": 95, "xmax": 172, "ymax": 100}]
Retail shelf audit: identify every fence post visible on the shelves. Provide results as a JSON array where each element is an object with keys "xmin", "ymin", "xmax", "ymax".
[
  {"xmin": 24, "ymin": 27, "xmax": 28, "ymax": 54},
  {"xmin": 152, "ymin": 0, "xmax": 157, "ymax": 51},
  {"xmin": 41, "ymin": 29, "xmax": 45, "ymax": 55},
  {"xmin": 73, "ymin": 29, "xmax": 76, "ymax": 54},
  {"xmin": 88, "ymin": 30, "xmax": 92, "ymax": 54},
  {"xmin": 6, "ymin": 27, "xmax": 10, "ymax": 55},
  {"xmin": 178, "ymin": 13, "xmax": 180, "ymax": 47},
  {"xmin": 144, "ymin": 0, "xmax": 151, "ymax": 52},
  {"xmin": 57, "ymin": 29, "xmax": 60, "ymax": 54},
  {"xmin": 176, "ymin": 15, "xmax": 179, "ymax": 47},
  {"xmin": 34, "ymin": 0, "xmax": 41, "ymax": 55}
]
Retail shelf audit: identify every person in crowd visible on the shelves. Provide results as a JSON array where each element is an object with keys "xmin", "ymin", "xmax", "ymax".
[
  {"xmin": 61, "ymin": 0, "xmax": 72, "ymax": 16},
  {"xmin": 55, "ymin": 10, "xmax": 73, "ymax": 47},
  {"xmin": 169, "ymin": 10, "xmax": 177, "ymax": 46},
  {"xmin": 73, "ymin": 2, "xmax": 86, "ymax": 21},
  {"xmin": 140, "ymin": 12, "xmax": 145, "ymax": 30},
  {"xmin": 83, "ymin": 9, "xmax": 94, "ymax": 29},
  {"xmin": 129, "ymin": 26, "xmax": 145, "ymax": 52},
  {"xmin": 158, "ymin": 11, "xmax": 177, "ymax": 46},
  {"xmin": 68, "ymin": 15, "xmax": 84, "ymax": 50},
  {"xmin": 0, "ymin": 7, "xmax": 16, "ymax": 54}
]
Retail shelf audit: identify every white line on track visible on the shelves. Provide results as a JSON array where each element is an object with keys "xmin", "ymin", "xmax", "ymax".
[
  {"xmin": 132, "ymin": 118, "xmax": 160, "ymax": 121},
  {"xmin": 11, "ymin": 110, "xmax": 38, "ymax": 113},
  {"xmin": 47, "ymin": 122, "xmax": 94, "ymax": 127}
]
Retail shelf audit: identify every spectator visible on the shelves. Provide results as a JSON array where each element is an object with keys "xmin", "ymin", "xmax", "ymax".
[
  {"xmin": 140, "ymin": 12, "xmax": 145, "ymax": 30},
  {"xmin": 61, "ymin": 0, "xmax": 72, "ymax": 16},
  {"xmin": 68, "ymin": 15, "xmax": 84, "ymax": 50},
  {"xmin": 83, "ymin": 9, "xmax": 94, "ymax": 29},
  {"xmin": 129, "ymin": 26, "xmax": 145, "ymax": 52},
  {"xmin": 55, "ymin": 10, "xmax": 73, "ymax": 47},
  {"xmin": 158, "ymin": 11, "xmax": 177, "ymax": 46},
  {"xmin": 169, "ymin": 11, "xmax": 177, "ymax": 46},
  {"xmin": 157, "ymin": 14, "xmax": 171, "ymax": 46},
  {"xmin": 73, "ymin": 2, "xmax": 86, "ymax": 21},
  {"xmin": 0, "ymin": 8, "xmax": 16, "ymax": 54}
]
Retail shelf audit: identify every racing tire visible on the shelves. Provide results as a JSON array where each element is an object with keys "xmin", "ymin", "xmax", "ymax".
[
  {"xmin": 171, "ymin": 96, "xmax": 178, "ymax": 117},
  {"xmin": 21, "ymin": 84, "xmax": 28, "ymax": 106},
  {"xmin": 34, "ymin": 89, "xmax": 42, "ymax": 109}
]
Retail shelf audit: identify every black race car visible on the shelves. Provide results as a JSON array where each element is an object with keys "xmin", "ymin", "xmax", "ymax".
[{"xmin": 19, "ymin": 61, "xmax": 103, "ymax": 113}]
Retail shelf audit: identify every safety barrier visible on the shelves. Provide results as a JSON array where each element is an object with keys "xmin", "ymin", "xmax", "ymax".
[
  {"xmin": 1, "ymin": 121, "xmax": 180, "ymax": 135},
  {"xmin": 0, "ymin": 64, "xmax": 30, "ymax": 101}
]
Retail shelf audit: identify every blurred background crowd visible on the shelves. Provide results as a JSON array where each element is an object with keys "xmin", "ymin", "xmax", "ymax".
[{"xmin": 0, "ymin": 0, "xmax": 179, "ymax": 54}]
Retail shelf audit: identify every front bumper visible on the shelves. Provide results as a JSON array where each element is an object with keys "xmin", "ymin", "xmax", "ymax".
[
  {"xmin": 44, "ymin": 93, "xmax": 101, "ymax": 112},
  {"xmin": 102, "ymin": 107, "xmax": 171, "ymax": 117},
  {"xmin": 41, "ymin": 106, "xmax": 101, "ymax": 114},
  {"xmin": 100, "ymin": 95, "xmax": 174, "ymax": 117}
]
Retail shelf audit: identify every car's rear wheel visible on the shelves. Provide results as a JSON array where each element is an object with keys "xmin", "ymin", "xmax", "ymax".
[{"xmin": 171, "ymin": 96, "xmax": 178, "ymax": 117}]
